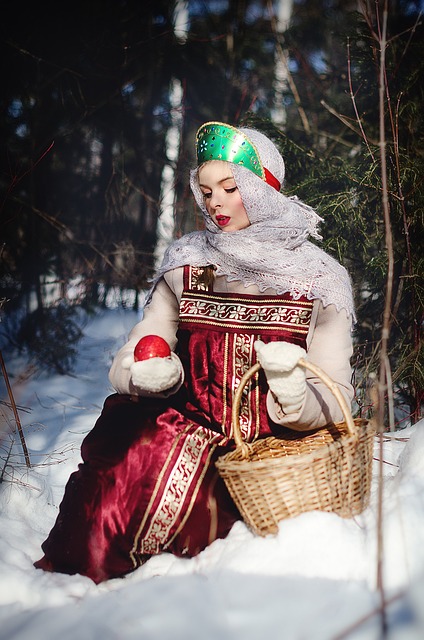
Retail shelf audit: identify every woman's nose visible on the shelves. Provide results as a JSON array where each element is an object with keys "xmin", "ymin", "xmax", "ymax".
[{"xmin": 210, "ymin": 193, "xmax": 222, "ymax": 209}]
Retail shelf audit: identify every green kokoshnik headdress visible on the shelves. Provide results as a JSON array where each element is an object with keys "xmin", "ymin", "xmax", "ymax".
[{"xmin": 196, "ymin": 121, "xmax": 281, "ymax": 191}]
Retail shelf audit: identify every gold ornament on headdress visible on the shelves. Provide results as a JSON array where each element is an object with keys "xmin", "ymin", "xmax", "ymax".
[
  {"xmin": 196, "ymin": 121, "xmax": 281, "ymax": 191},
  {"xmin": 196, "ymin": 122, "xmax": 265, "ymax": 180}
]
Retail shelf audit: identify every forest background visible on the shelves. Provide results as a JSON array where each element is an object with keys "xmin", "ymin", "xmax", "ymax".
[{"xmin": 0, "ymin": 0, "xmax": 423, "ymax": 433}]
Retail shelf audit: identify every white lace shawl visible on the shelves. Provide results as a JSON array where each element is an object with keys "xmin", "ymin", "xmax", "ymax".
[{"xmin": 151, "ymin": 129, "xmax": 355, "ymax": 319}]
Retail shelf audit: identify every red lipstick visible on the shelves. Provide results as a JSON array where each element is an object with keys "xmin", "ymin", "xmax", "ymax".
[{"xmin": 216, "ymin": 215, "xmax": 231, "ymax": 227}]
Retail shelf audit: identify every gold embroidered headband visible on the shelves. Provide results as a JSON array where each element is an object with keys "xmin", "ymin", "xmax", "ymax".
[{"xmin": 196, "ymin": 122, "xmax": 281, "ymax": 191}]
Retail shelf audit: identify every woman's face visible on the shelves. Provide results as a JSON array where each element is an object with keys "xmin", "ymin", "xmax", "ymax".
[{"xmin": 198, "ymin": 161, "xmax": 250, "ymax": 232}]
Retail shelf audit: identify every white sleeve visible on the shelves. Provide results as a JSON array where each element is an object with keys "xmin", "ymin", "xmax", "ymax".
[
  {"xmin": 108, "ymin": 272, "xmax": 182, "ymax": 395},
  {"xmin": 267, "ymin": 301, "xmax": 354, "ymax": 431}
]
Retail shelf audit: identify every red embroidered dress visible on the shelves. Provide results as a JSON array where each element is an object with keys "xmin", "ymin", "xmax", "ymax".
[{"xmin": 37, "ymin": 267, "xmax": 313, "ymax": 583}]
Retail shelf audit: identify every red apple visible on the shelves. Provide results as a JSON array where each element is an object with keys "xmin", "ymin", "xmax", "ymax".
[{"xmin": 134, "ymin": 335, "xmax": 171, "ymax": 361}]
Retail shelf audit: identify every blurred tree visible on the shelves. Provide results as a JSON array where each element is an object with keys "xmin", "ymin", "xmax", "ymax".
[
  {"xmin": 255, "ymin": 0, "xmax": 423, "ymax": 425},
  {"xmin": 0, "ymin": 0, "xmax": 177, "ymax": 368},
  {"xmin": 0, "ymin": 0, "xmax": 422, "ymax": 429}
]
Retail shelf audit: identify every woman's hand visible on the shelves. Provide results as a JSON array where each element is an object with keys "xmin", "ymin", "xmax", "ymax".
[
  {"xmin": 122, "ymin": 353, "xmax": 183, "ymax": 393},
  {"xmin": 254, "ymin": 340, "xmax": 307, "ymax": 414}
]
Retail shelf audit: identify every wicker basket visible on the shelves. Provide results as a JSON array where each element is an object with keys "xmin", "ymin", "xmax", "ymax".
[{"xmin": 215, "ymin": 358, "xmax": 375, "ymax": 537}]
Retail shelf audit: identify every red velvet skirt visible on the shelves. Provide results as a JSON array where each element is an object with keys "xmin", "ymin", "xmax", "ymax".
[
  {"xmin": 35, "ymin": 392, "xmax": 239, "ymax": 583},
  {"xmin": 35, "ymin": 276, "xmax": 311, "ymax": 583}
]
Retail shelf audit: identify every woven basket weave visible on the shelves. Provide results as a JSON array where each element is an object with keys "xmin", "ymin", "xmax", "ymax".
[{"xmin": 215, "ymin": 359, "xmax": 375, "ymax": 537}]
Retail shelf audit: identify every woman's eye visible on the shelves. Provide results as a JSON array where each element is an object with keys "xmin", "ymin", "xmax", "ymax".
[
  {"xmin": 225, "ymin": 187, "xmax": 237, "ymax": 194},
  {"xmin": 203, "ymin": 192, "xmax": 212, "ymax": 199}
]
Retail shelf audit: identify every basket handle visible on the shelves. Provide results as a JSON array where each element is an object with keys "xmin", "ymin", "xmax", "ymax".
[{"xmin": 231, "ymin": 358, "xmax": 355, "ymax": 449}]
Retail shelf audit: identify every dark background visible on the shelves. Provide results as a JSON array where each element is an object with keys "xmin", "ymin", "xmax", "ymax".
[{"xmin": 0, "ymin": 0, "xmax": 422, "ymax": 424}]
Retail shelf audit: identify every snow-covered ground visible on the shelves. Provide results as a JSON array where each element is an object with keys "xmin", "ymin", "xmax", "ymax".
[{"xmin": 1, "ymin": 307, "xmax": 423, "ymax": 639}]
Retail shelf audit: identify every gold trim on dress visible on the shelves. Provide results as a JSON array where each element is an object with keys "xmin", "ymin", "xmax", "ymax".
[
  {"xmin": 179, "ymin": 291, "xmax": 313, "ymax": 334},
  {"xmin": 164, "ymin": 443, "xmax": 219, "ymax": 551},
  {"xmin": 221, "ymin": 332, "xmax": 229, "ymax": 433},
  {"xmin": 232, "ymin": 334, "xmax": 255, "ymax": 441},
  {"xmin": 130, "ymin": 425, "xmax": 224, "ymax": 559}
]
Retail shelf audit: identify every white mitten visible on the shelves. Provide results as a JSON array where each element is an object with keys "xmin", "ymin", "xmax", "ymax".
[
  {"xmin": 122, "ymin": 353, "xmax": 182, "ymax": 393},
  {"xmin": 254, "ymin": 340, "xmax": 307, "ymax": 414}
]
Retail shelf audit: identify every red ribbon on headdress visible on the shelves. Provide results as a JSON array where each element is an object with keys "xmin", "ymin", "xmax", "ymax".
[{"xmin": 264, "ymin": 168, "xmax": 281, "ymax": 192}]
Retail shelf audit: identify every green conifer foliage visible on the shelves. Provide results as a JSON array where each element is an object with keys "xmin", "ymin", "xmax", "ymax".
[
  {"xmin": 1, "ymin": 0, "xmax": 422, "ymax": 422},
  {"xmin": 242, "ymin": 3, "xmax": 423, "ymax": 426}
]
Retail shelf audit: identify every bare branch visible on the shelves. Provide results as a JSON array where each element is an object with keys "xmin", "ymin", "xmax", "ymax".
[
  {"xmin": 375, "ymin": 0, "xmax": 392, "ymax": 633},
  {"xmin": 267, "ymin": 0, "xmax": 311, "ymax": 135},
  {"xmin": 0, "ymin": 350, "xmax": 31, "ymax": 468},
  {"xmin": 347, "ymin": 39, "xmax": 376, "ymax": 162},
  {"xmin": 320, "ymin": 100, "xmax": 379, "ymax": 145}
]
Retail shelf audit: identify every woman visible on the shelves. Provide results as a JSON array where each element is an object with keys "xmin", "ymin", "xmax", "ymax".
[{"xmin": 35, "ymin": 122, "xmax": 354, "ymax": 583}]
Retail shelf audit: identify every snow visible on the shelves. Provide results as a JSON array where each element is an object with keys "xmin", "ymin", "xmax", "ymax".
[{"xmin": 1, "ymin": 308, "xmax": 424, "ymax": 639}]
